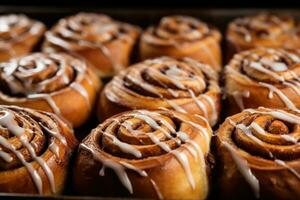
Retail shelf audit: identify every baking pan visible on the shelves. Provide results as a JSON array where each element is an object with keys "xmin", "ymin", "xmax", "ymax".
[{"xmin": 0, "ymin": 6, "xmax": 299, "ymax": 200}]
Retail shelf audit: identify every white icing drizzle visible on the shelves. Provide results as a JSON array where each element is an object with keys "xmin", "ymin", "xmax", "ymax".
[
  {"xmin": 119, "ymin": 161, "xmax": 148, "ymax": 177},
  {"xmin": 130, "ymin": 113, "xmax": 172, "ymax": 139},
  {"xmin": 283, "ymin": 81, "xmax": 300, "ymax": 96},
  {"xmin": 137, "ymin": 110, "xmax": 176, "ymax": 133},
  {"xmin": 227, "ymin": 108, "xmax": 300, "ymax": 198},
  {"xmin": 80, "ymin": 143, "xmax": 146, "ymax": 195},
  {"xmin": 39, "ymin": 122, "xmax": 67, "ymax": 146},
  {"xmin": 150, "ymin": 179, "xmax": 163, "ymax": 200},
  {"xmin": 103, "ymin": 131, "xmax": 142, "ymax": 158},
  {"xmin": 49, "ymin": 142, "xmax": 60, "ymax": 158},
  {"xmin": 260, "ymin": 58, "xmax": 288, "ymax": 72},
  {"xmin": 171, "ymin": 150, "xmax": 195, "ymax": 189},
  {"xmin": 70, "ymin": 82, "xmax": 90, "ymax": 109},
  {"xmin": 122, "ymin": 121, "xmax": 144, "ymax": 136},
  {"xmin": 236, "ymin": 124, "xmax": 264, "ymax": 145},
  {"xmin": 222, "ymin": 142, "xmax": 260, "ymax": 199},
  {"xmin": 123, "ymin": 58, "xmax": 218, "ymax": 125},
  {"xmin": 246, "ymin": 108, "xmax": 300, "ymax": 124},
  {"xmin": 99, "ymin": 158, "xmax": 133, "ymax": 194},
  {"xmin": 46, "ymin": 15, "xmax": 132, "ymax": 73},
  {"xmin": 28, "ymin": 94, "xmax": 61, "ymax": 116},
  {"xmin": 249, "ymin": 62, "xmax": 284, "ymax": 82},
  {"xmin": 201, "ymin": 94, "xmax": 218, "ymax": 124},
  {"xmin": 103, "ymin": 120, "xmax": 142, "ymax": 158},
  {"xmin": 280, "ymin": 135, "xmax": 298, "ymax": 144},
  {"xmin": 0, "ymin": 150, "xmax": 13, "ymax": 162},
  {"xmin": 229, "ymin": 50, "xmax": 300, "ymax": 117},
  {"xmin": 232, "ymin": 90, "xmax": 250, "ymax": 111},
  {"xmin": 274, "ymin": 159, "xmax": 300, "ymax": 180},
  {"xmin": 259, "ymin": 82, "xmax": 299, "ymax": 112},
  {"xmin": 166, "ymin": 100, "xmax": 187, "ymax": 113},
  {"xmin": 186, "ymin": 121, "xmax": 210, "ymax": 149},
  {"xmin": 0, "ymin": 111, "xmax": 57, "ymax": 193},
  {"xmin": 250, "ymin": 122, "xmax": 266, "ymax": 135},
  {"xmin": 116, "ymin": 110, "xmax": 209, "ymax": 192},
  {"xmin": 188, "ymin": 89, "xmax": 208, "ymax": 119},
  {"xmin": 0, "ymin": 135, "xmax": 43, "ymax": 194}
]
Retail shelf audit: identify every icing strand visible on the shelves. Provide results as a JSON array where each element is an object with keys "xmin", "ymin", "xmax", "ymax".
[
  {"xmin": 188, "ymin": 89, "xmax": 208, "ymax": 119},
  {"xmin": 222, "ymin": 142, "xmax": 260, "ymax": 199},
  {"xmin": 245, "ymin": 108, "xmax": 300, "ymax": 124},
  {"xmin": 232, "ymin": 90, "xmax": 250, "ymax": 111},
  {"xmin": 259, "ymin": 82, "xmax": 299, "ymax": 112},
  {"xmin": 28, "ymin": 94, "xmax": 61, "ymax": 116},
  {"xmin": 274, "ymin": 159, "xmax": 300, "ymax": 180},
  {"xmin": 0, "ymin": 135, "xmax": 43, "ymax": 194},
  {"xmin": 150, "ymin": 179, "xmax": 163, "ymax": 200},
  {"xmin": 0, "ymin": 111, "xmax": 57, "ymax": 193},
  {"xmin": 80, "ymin": 143, "xmax": 140, "ymax": 194},
  {"xmin": 70, "ymin": 82, "xmax": 90, "ymax": 109},
  {"xmin": 0, "ymin": 150, "xmax": 13, "ymax": 162}
]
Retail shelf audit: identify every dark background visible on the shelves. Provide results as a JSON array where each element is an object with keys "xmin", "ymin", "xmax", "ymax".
[{"xmin": 1, "ymin": 0, "xmax": 300, "ymax": 8}]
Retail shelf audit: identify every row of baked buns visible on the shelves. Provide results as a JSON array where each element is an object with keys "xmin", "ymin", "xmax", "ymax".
[
  {"xmin": 5, "ymin": 12, "xmax": 300, "ymax": 78},
  {"xmin": 0, "ymin": 11, "xmax": 300, "ymax": 200},
  {"xmin": 1, "ymin": 47, "xmax": 300, "ymax": 129},
  {"xmin": 0, "ymin": 13, "xmax": 221, "ymax": 77},
  {"xmin": 0, "ymin": 51, "xmax": 299, "ymax": 199},
  {"xmin": 1, "ymin": 105, "xmax": 300, "ymax": 199}
]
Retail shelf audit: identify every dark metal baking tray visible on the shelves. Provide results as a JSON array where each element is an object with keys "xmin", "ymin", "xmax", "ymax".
[{"xmin": 0, "ymin": 6, "xmax": 300, "ymax": 200}]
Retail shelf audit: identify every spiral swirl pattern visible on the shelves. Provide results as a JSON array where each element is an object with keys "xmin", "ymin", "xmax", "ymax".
[
  {"xmin": 101, "ymin": 57, "xmax": 220, "ymax": 125},
  {"xmin": 43, "ymin": 12, "xmax": 140, "ymax": 77},
  {"xmin": 98, "ymin": 110, "xmax": 211, "ymax": 159},
  {"xmin": 0, "ymin": 53, "xmax": 83, "ymax": 96},
  {"xmin": 215, "ymin": 107, "xmax": 300, "ymax": 199},
  {"xmin": 76, "ymin": 109, "xmax": 211, "ymax": 199},
  {"xmin": 142, "ymin": 15, "xmax": 215, "ymax": 45},
  {"xmin": 230, "ymin": 48, "xmax": 300, "ymax": 83},
  {"xmin": 0, "ymin": 14, "xmax": 45, "ymax": 48},
  {"xmin": 228, "ymin": 13, "xmax": 295, "ymax": 42},
  {"xmin": 0, "ymin": 105, "xmax": 77, "ymax": 194},
  {"xmin": 44, "ymin": 13, "xmax": 137, "ymax": 50},
  {"xmin": 227, "ymin": 108, "xmax": 300, "ymax": 160},
  {"xmin": 140, "ymin": 15, "xmax": 222, "ymax": 72},
  {"xmin": 225, "ymin": 48, "xmax": 300, "ymax": 114},
  {"xmin": 0, "ymin": 52, "xmax": 100, "ymax": 127}
]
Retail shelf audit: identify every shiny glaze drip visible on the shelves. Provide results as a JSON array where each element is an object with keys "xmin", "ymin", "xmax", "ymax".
[
  {"xmin": 222, "ymin": 141, "xmax": 260, "ymax": 199},
  {"xmin": 225, "ymin": 108, "xmax": 300, "ymax": 198},
  {"xmin": 81, "ymin": 110, "xmax": 210, "ymax": 197},
  {"xmin": 0, "ymin": 110, "xmax": 57, "ymax": 194}
]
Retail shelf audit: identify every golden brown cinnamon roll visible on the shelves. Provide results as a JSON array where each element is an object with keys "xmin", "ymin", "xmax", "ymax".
[
  {"xmin": 214, "ymin": 107, "xmax": 300, "ymax": 200},
  {"xmin": 98, "ymin": 56, "xmax": 221, "ymax": 126},
  {"xmin": 0, "ymin": 105, "xmax": 77, "ymax": 194},
  {"xmin": 140, "ymin": 15, "xmax": 222, "ymax": 72},
  {"xmin": 225, "ymin": 48, "xmax": 300, "ymax": 115},
  {"xmin": 0, "ymin": 52, "xmax": 101, "ymax": 128},
  {"xmin": 43, "ymin": 13, "xmax": 141, "ymax": 78},
  {"xmin": 74, "ymin": 109, "xmax": 212, "ymax": 199},
  {"xmin": 227, "ymin": 13, "xmax": 300, "ymax": 60},
  {"xmin": 0, "ymin": 14, "xmax": 45, "ymax": 61}
]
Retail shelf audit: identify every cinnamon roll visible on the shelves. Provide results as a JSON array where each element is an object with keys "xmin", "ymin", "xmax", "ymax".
[
  {"xmin": 225, "ymin": 48, "xmax": 300, "ymax": 115},
  {"xmin": 0, "ymin": 105, "xmax": 77, "ymax": 194},
  {"xmin": 0, "ymin": 52, "xmax": 101, "ymax": 128},
  {"xmin": 43, "ymin": 13, "xmax": 141, "ymax": 78},
  {"xmin": 140, "ymin": 15, "xmax": 222, "ymax": 72},
  {"xmin": 74, "ymin": 109, "xmax": 212, "ymax": 199},
  {"xmin": 227, "ymin": 13, "xmax": 300, "ymax": 60},
  {"xmin": 98, "ymin": 56, "xmax": 221, "ymax": 126},
  {"xmin": 0, "ymin": 14, "xmax": 45, "ymax": 62},
  {"xmin": 214, "ymin": 107, "xmax": 300, "ymax": 199}
]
